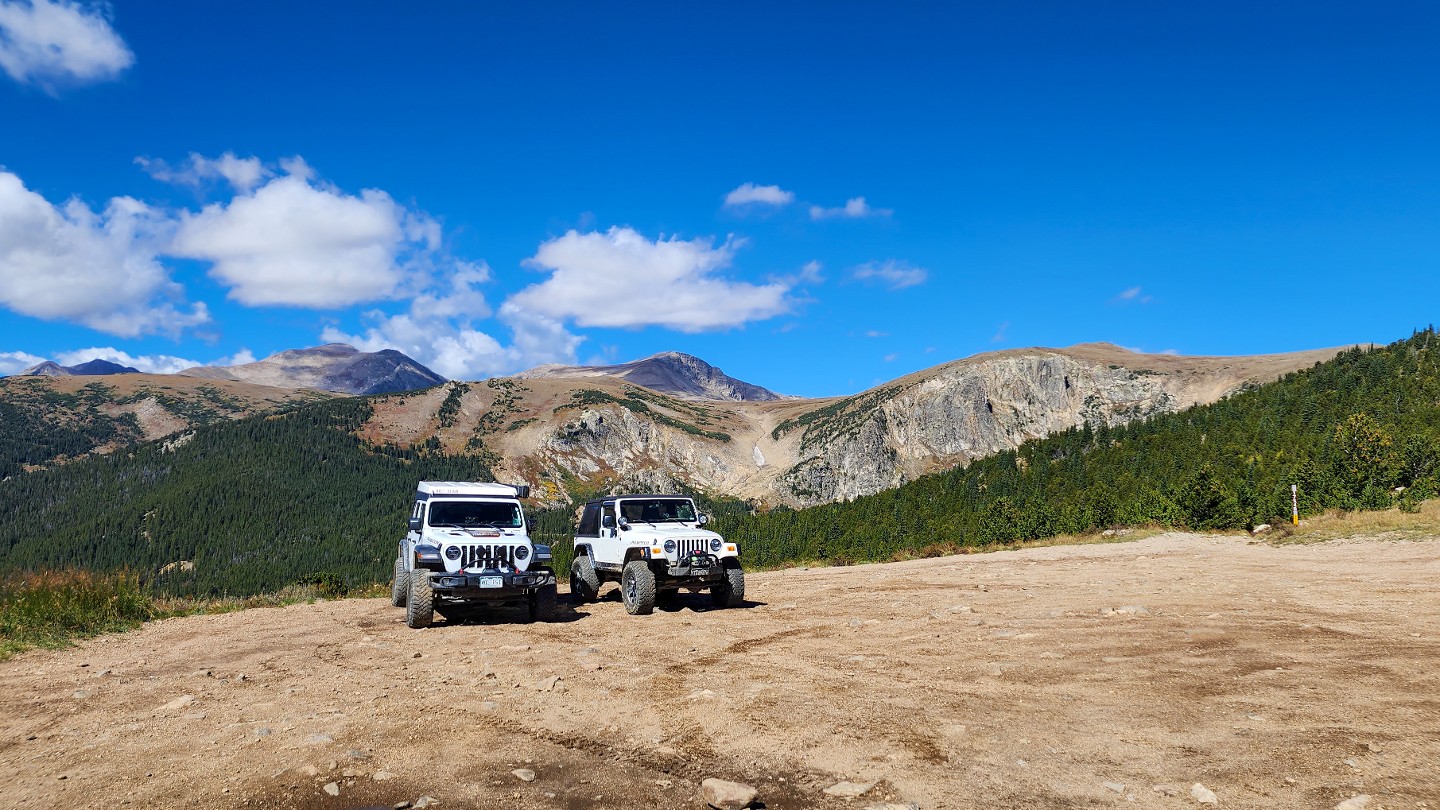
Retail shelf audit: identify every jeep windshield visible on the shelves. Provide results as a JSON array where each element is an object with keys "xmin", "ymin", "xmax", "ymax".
[
  {"xmin": 619, "ymin": 498, "xmax": 697, "ymax": 524},
  {"xmin": 428, "ymin": 500, "xmax": 523, "ymax": 528}
]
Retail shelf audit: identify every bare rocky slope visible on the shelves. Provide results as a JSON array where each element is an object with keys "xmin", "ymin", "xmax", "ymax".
[{"xmin": 406, "ymin": 343, "xmax": 1349, "ymax": 506}]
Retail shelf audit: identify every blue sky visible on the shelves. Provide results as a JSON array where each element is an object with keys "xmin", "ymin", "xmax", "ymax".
[{"xmin": 1, "ymin": 1, "xmax": 1437, "ymax": 397}]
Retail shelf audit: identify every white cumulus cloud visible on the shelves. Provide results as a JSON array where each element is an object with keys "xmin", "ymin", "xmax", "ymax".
[
  {"xmin": 506, "ymin": 226, "xmax": 791, "ymax": 332},
  {"xmin": 0, "ymin": 0, "xmax": 133, "ymax": 89},
  {"xmin": 851, "ymin": 259, "xmax": 927, "ymax": 290},
  {"xmin": 170, "ymin": 158, "xmax": 439, "ymax": 308},
  {"xmin": 0, "ymin": 349, "xmax": 44, "ymax": 374},
  {"xmin": 0, "ymin": 169, "xmax": 210, "ymax": 337},
  {"xmin": 724, "ymin": 183, "xmax": 795, "ymax": 208},
  {"xmin": 322, "ymin": 262, "xmax": 581, "ymax": 379},
  {"xmin": 810, "ymin": 196, "xmax": 892, "ymax": 220}
]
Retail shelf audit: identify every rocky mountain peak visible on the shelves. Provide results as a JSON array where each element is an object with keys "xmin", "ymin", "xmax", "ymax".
[
  {"xmin": 178, "ymin": 344, "xmax": 445, "ymax": 395},
  {"xmin": 18, "ymin": 358, "xmax": 140, "ymax": 377},
  {"xmin": 515, "ymin": 351, "xmax": 784, "ymax": 401}
]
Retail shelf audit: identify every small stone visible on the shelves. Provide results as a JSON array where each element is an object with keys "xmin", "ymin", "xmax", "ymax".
[
  {"xmin": 581, "ymin": 661, "xmax": 603, "ymax": 672},
  {"xmin": 300, "ymin": 765, "xmax": 320, "ymax": 777},
  {"xmin": 304, "ymin": 733, "xmax": 334, "ymax": 745},
  {"xmin": 1152, "ymin": 785, "xmax": 1180, "ymax": 797},
  {"xmin": 1366, "ymin": 742, "xmax": 1382, "ymax": 753},
  {"xmin": 701, "ymin": 777, "xmax": 758, "ymax": 810},
  {"xmin": 323, "ymin": 782, "xmax": 340, "ymax": 797},
  {"xmin": 159, "ymin": 694, "xmax": 195, "ymax": 712},
  {"xmin": 373, "ymin": 771, "xmax": 397, "ymax": 781},
  {"xmin": 1335, "ymin": 796, "xmax": 1372, "ymax": 810},
  {"xmin": 1191, "ymin": 783, "xmax": 1217, "ymax": 804},
  {"xmin": 1344, "ymin": 758, "xmax": 1359, "ymax": 769},
  {"xmin": 254, "ymin": 727, "xmax": 272, "ymax": 737},
  {"xmin": 1103, "ymin": 781, "xmax": 1126, "ymax": 793},
  {"xmin": 537, "ymin": 675, "xmax": 562, "ymax": 692},
  {"xmin": 413, "ymin": 797, "xmax": 439, "ymax": 808},
  {"xmin": 823, "ymin": 781, "xmax": 875, "ymax": 798},
  {"xmin": 72, "ymin": 690, "xmax": 91, "ymax": 700},
  {"xmin": 512, "ymin": 768, "xmax": 536, "ymax": 782}
]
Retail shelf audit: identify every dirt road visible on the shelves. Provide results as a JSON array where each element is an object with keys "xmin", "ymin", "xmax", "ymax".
[{"xmin": 3, "ymin": 531, "xmax": 1438, "ymax": 809}]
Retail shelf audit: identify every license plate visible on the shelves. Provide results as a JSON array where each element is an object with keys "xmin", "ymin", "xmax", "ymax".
[{"xmin": 478, "ymin": 576, "xmax": 503, "ymax": 588}]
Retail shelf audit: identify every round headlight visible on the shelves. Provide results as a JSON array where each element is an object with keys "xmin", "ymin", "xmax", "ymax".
[
  {"xmin": 663, "ymin": 540, "xmax": 676, "ymax": 553},
  {"xmin": 514, "ymin": 545, "xmax": 530, "ymax": 560},
  {"xmin": 710, "ymin": 538, "xmax": 722, "ymax": 552},
  {"xmin": 444, "ymin": 545, "xmax": 461, "ymax": 560}
]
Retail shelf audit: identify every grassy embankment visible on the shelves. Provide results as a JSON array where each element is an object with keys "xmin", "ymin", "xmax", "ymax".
[{"xmin": 0, "ymin": 568, "xmax": 385, "ymax": 661}]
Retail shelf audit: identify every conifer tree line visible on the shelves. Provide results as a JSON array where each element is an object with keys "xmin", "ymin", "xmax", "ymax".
[
  {"xmin": 709, "ymin": 329, "xmax": 1440, "ymax": 566},
  {"xmin": 0, "ymin": 328, "xmax": 1436, "ymax": 597}
]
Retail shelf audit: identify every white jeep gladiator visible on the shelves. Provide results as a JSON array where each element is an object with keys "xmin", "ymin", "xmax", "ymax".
[
  {"xmin": 568, "ymin": 494, "xmax": 744, "ymax": 615},
  {"xmin": 391, "ymin": 481, "xmax": 556, "ymax": 627}
]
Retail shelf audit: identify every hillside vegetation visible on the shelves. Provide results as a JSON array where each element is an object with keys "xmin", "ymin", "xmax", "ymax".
[
  {"xmin": 0, "ymin": 330, "xmax": 1436, "ymax": 599},
  {"xmin": 715, "ymin": 329, "xmax": 1440, "ymax": 565}
]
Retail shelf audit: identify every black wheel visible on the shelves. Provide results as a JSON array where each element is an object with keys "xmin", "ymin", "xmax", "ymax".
[
  {"xmin": 390, "ymin": 557, "xmax": 408, "ymax": 608},
  {"xmin": 406, "ymin": 569, "xmax": 434, "ymax": 628},
  {"xmin": 710, "ymin": 560, "xmax": 745, "ymax": 608},
  {"xmin": 570, "ymin": 554, "xmax": 600, "ymax": 603},
  {"xmin": 620, "ymin": 560, "xmax": 656, "ymax": 615},
  {"xmin": 528, "ymin": 580, "xmax": 558, "ymax": 622}
]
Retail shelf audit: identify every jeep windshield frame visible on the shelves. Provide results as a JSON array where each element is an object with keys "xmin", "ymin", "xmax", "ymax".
[
  {"xmin": 617, "ymin": 498, "xmax": 698, "ymax": 525},
  {"xmin": 427, "ymin": 499, "xmax": 524, "ymax": 529}
]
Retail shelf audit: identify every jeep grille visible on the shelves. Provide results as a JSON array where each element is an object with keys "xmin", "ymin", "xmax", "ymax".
[
  {"xmin": 456, "ymin": 543, "xmax": 518, "ymax": 569},
  {"xmin": 675, "ymin": 538, "xmax": 710, "ymax": 557}
]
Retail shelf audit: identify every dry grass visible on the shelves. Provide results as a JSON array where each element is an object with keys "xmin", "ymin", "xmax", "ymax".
[{"xmin": 1265, "ymin": 498, "xmax": 1440, "ymax": 545}]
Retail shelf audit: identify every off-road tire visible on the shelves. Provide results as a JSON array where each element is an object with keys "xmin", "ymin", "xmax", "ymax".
[
  {"xmin": 528, "ymin": 580, "xmax": 558, "ymax": 622},
  {"xmin": 621, "ymin": 560, "xmax": 657, "ymax": 615},
  {"xmin": 390, "ymin": 557, "xmax": 409, "ymax": 607},
  {"xmin": 570, "ymin": 554, "xmax": 600, "ymax": 603},
  {"xmin": 710, "ymin": 561, "xmax": 746, "ymax": 608},
  {"xmin": 406, "ymin": 569, "xmax": 434, "ymax": 628}
]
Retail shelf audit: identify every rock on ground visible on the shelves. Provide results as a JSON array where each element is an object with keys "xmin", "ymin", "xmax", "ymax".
[{"xmin": 701, "ymin": 777, "xmax": 758, "ymax": 810}]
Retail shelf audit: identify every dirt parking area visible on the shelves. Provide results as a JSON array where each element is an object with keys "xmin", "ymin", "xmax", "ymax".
[{"xmin": 2, "ymin": 531, "xmax": 1437, "ymax": 809}]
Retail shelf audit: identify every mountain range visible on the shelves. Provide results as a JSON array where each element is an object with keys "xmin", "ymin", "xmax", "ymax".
[{"xmin": 3, "ymin": 339, "xmax": 1346, "ymax": 506}]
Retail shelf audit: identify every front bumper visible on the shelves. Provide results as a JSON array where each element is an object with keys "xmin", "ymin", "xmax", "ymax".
[
  {"xmin": 427, "ymin": 570, "xmax": 552, "ymax": 600},
  {"xmin": 662, "ymin": 553, "xmax": 725, "ymax": 581}
]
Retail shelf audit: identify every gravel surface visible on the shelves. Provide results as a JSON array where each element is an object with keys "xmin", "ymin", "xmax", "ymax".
[{"xmin": 3, "ymin": 531, "xmax": 1438, "ymax": 809}]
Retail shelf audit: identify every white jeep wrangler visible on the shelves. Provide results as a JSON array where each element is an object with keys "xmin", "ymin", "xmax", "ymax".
[
  {"xmin": 391, "ymin": 481, "xmax": 556, "ymax": 628},
  {"xmin": 568, "ymin": 494, "xmax": 744, "ymax": 615}
]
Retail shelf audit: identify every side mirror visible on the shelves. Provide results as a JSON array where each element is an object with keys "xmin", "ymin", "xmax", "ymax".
[
  {"xmin": 602, "ymin": 515, "xmax": 615, "ymax": 529},
  {"xmin": 697, "ymin": 513, "xmax": 709, "ymax": 526}
]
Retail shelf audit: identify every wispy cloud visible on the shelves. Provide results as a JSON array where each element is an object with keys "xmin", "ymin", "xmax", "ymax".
[
  {"xmin": 991, "ymin": 321, "xmax": 1010, "ymax": 343},
  {"xmin": 1113, "ymin": 286, "xmax": 1153, "ymax": 304},
  {"xmin": 0, "ymin": 0, "xmax": 134, "ymax": 90},
  {"xmin": 723, "ymin": 183, "xmax": 794, "ymax": 208},
  {"xmin": 850, "ymin": 259, "xmax": 927, "ymax": 290},
  {"xmin": 810, "ymin": 196, "xmax": 892, "ymax": 220}
]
